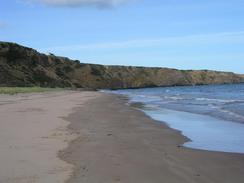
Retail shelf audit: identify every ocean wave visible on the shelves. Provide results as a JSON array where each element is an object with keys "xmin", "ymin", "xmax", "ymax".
[
  {"xmin": 194, "ymin": 97, "xmax": 239, "ymax": 103},
  {"xmin": 162, "ymin": 96, "xmax": 244, "ymax": 104},
  {"xmin": 107, "ymin": 84, "xmax": 244, "ymax": 124},
  {"xmin": 163, "ymin": 96, "xmax": 185, "ymax": 100},
  {"xmin": 218, "ymin": 108, "xmax": 244, "ymax": 121}
]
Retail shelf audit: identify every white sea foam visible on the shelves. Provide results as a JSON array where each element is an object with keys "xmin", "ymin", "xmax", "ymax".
[
  {"xmin": 195, "ymin": 97, "xmax": 240, "ymax": 103},
  {"xmin": 163, "ymin": 96, "xmax": 184, "ymax": 100}
]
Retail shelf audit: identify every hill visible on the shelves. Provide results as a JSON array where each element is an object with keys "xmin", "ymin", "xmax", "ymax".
[{"xmin": 0, "ymin": 41, "xmax": 243, "ymax": 89}]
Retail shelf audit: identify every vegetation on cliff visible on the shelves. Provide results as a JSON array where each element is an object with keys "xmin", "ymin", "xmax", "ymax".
[
  {"xmin": 0, "ymin": 87, "xmax": 61, "ymax": 95},
  {"xmin": 0, "ymin": 41, "xmax": 243, "ymax": 89}
]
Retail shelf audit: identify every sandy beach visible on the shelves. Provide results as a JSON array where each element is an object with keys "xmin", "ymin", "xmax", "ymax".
[
  {"xmin": 1, "ymin": 91, "xmax": 244, "ymax": 183},
  {"xmin": 0, "ymin": 91, "xmax": 100, "ymax": 183}
]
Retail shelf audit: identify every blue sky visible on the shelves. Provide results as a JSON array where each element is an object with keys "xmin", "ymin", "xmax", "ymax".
[{"xmin": 0, "ymin": 0, "xmax": 244, "ymax": 73}]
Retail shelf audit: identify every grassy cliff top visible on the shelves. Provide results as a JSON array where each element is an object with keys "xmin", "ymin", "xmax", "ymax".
[{"xmin": 0, "ymin": 87, "xmax": 62, "ymax": 94}]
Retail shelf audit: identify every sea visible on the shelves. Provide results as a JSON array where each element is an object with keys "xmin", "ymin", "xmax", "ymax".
[{"xmin": 106, "ymin": 83, "xmax": 244, "ymax": 154}]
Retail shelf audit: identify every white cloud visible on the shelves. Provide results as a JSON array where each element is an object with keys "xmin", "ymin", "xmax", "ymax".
[
  {"xmin": 30, "ymin": 0, "xmax": 130, "ymax": 8},
  {"xmin": 41, "ymin": 31, "xmax": 244, "ymax": 52}
]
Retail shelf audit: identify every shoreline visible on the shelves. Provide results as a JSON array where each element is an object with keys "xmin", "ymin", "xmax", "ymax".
[
  {"xmin": 150, "ymin": 108, "xmax": 244, "ymax": 154},
  {"xmin": 1, "ymin": 91, "xmax": 244, "ymax": 183},
  {"xmin": 62, "ymin": 93, "xmax": 244, "ymax": 183}
]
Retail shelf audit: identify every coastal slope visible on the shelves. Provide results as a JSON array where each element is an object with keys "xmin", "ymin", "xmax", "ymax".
[{"xmin": 1, "ymin": 41, "xmax": 244, "ymax": 89}]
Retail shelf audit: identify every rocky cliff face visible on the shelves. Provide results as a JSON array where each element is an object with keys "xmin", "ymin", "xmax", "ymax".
[{"xmin": 0, "ymin": 42, "xmax": 243, "ymax": 89}]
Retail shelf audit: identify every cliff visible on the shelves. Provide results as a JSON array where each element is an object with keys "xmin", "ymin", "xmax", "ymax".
[{"xmin": 0, "ymin": 42, "xmax": 243, "ymax": 89}]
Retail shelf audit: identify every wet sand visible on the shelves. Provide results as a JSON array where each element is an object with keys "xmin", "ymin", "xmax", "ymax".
[
  {"xmin": 0, "ymin": 91, "xmax": 100, "ymax": 183},
  {"xmin": 1, "ymin": 91, "xmax": 244, "ymax": 183},
  {"xmin": 62, "ymin": 93, "xmax": 244, "ymax": 183}
]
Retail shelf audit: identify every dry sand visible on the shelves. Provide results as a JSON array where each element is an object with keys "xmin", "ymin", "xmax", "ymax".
[
  {"xmin": 62, "ymin": 93, "xmax": 244, "ymax": 183},
  {"xmin": 0, "ymin": 91, "xmax": 100, "ymax": 183},
  {"xmin": 1, "ymin": 91, "xmax": 244, "ymax": 183}
]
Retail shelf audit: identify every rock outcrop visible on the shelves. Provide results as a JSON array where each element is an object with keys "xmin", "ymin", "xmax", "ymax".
[{"xmin": 0, "ymin": 42, "xmax": 243, "ymax": 89}]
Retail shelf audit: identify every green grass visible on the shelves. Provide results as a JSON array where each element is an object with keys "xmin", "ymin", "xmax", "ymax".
[{"xmin": 0, "ymin": 87, "xmax": 62, "ymax": 95}]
